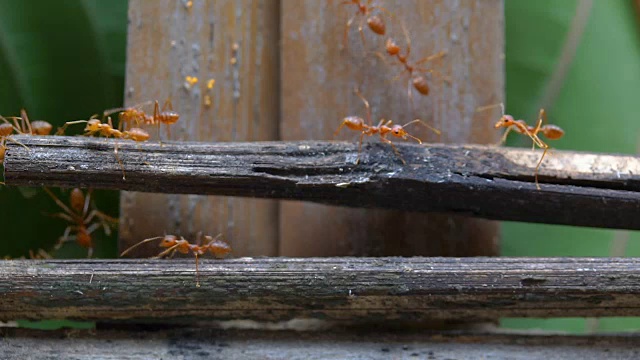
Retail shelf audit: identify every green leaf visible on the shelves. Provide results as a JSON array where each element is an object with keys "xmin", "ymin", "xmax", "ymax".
[
  {"xmin": 503, "ymin": 0, "xmax": 640, "ymax": 333},
  {"xmin": 0, "ymin": 0, "xmax": 127, "ymax": 258}
]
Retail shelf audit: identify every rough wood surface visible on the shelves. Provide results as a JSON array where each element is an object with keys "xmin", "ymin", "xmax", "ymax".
[
  {"xmin": 2, "ymin": 257, "xmax": 640, "ymax": 321},
  {"xmin": 280, "ymin": 0, "xmax": 503, "ymax": 256},
  {"xmin": 120, "ymin": 0, "xmax": 280, "ymax": 258},
  {"xmin": 2, "ymin": 328, "xmax": 640, "ymax": 360},
  {"xmin": 6, "ymin": 136, "xmax": 640, "ymax": 230}
]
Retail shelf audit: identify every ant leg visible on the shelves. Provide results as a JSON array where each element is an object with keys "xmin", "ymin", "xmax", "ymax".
[
  {"xmin": 402, "ymin": 119, "xmax": 441, "ymax": 136},
  {"xmin": 43, "ymin": 188, "xmax": 76, "ymax": 218},
  {"xmin": 120, "ymin": 236, "xmax": 164, "ymax": 257},
  {"xmin": 155, "ymin": 244, "xmax": 181, "ymax": 258},
  {"xmin": 195, "ymin": 253, "xmax": 201, "ymax": 287},
  {"xmin": 54, "ymin": 226, "xmax": 77, "ymax": 250},
  {"xmin": 162, "ymin": 98, "xmax": 174, "ymax": 111},
  {"xmin": 113, "ymin": 141, "xmax": 126, "ymax": 180},
  {"xmin": 56, "ymin": 120, "xmax": 88, "ymax": 135},
  {"xmin": 47, "ymin": 212, "xmax": 76, "ymax": 223},
  {"xmin": 353, "ymin": 88, "xmax": 373, "ymax": 126},
  {"xmin": 343, "ymin": 14, "xmax": 358, "ymax": 50},
  {"xmin": 333, "ymin": 121, "xmax": 348, "ymax": 138},
  {"xmin": 414, "ymin": 50, "xmax": 448, "ymax": 66},
  {"xmin": 356, "ymin": 131, "xmax": 365, "ymax": 164},
  {"xmin": 153, "ymin": 100, "xmax": 163, "ymax": 146},
  {"xmin": 379, "ymin": 134, "xmax": 405, "ymax": 164},
  {"xmin": 357, "ymin": 16, "xmax": 367, "ymax": 48},
  {"xmin": 496, "ymin": 126, "xmax": 513, "ymax": 146},
  {"xmin": 5, "ymin": 136, "xmax": 30, "ymax": 152},
  {"xmin": 20, "ymin": 109, "xmax": 33, "ymax": 135},
  {"xmin": 534, "ymin": 146, "xmax": 549, "ymax": 191},
  {"xmin": 0, "ymin": 115, "xmax": 22, "ymax": 133}
]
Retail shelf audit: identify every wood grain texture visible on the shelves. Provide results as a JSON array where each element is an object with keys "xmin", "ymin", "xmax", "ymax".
[
  {"xmin": 2, "ymin": 257, "xmax": 640, "ymax": 322},
  {"xmin": 7, "ymin": 136, "xmax": 640, "ymax": 229},
  {"xmin": 3, "ymin": 328, "xmax": 640, "ymax": 360},
  {"xmin": 120, "ymin": 0, "xmax": 280, "ymax": 257},
  {"xmin": 280, "ymin": 0, "xmax": 503, "ymax": 256}
]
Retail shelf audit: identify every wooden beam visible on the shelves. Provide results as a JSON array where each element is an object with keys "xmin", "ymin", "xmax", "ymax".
[
  {"xmin": 120, "ymin": 0, "xmax": 280, "ymax": 258},
  {"xmin": 6, "ymin": 136, "xmax": 640, "ymax": 230},
  {"xmin": 2, "ymin": 257, "xmax": 640, "ymax": 321},
  {"xmin": 2, "ymin": 328, "xmax": 639, "ymax": 360}
]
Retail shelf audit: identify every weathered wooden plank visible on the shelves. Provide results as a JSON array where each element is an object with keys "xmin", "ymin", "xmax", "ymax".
[
  {"xmin": 2, "ymin": 257, "xmax": 640, "ymax": 321},
  {"xmin": 120, "ymin": 0, "xmax": 280, "ymax": 258},
  {"xmin": 6, "ymin": 136, "xmax": 640, "ymax": 230},
  {"xmin": 2, "ymin": 328, "xmax": 639, "ymax": 360},
  {"xmin": 280, "ymin": 0, "xmax": 503, "ymax": 256}
]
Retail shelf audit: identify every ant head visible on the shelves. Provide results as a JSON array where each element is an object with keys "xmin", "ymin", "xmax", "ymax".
[
  {"xmin": 159, "ymin": 235, "xmax": 178, "ymax": 248},
  {"xmin": 494, "ymin": 115, "xmax": 515, "ymax": 129},
  {"xmin": 367, "ymin": 15, "xmax": 385, "ymax": 35},
  {"xmin": 70, "ymin": 188, "xmax": 85, "ymax": 213},
  {"xmin": 385, "ymin": 38, "xmax": 400, "ymax": 55},
  {"xmin": 85, "ymin": 119, "xmax": 102, "ymax": 131},
  {"xmin": 390, "ymin": 124, "xmax": 407, "ymax": 139}
]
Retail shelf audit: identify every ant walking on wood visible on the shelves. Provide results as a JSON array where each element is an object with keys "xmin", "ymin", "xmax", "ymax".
[
  {"xmin": 121, "ymin": 233, "xmax": 232, "ymax": 287},
  {"xmin": 477, "ymin": 103, "xmax": 565, "ymax": 190},
  {"xmin": 56, "ymin": 116, "xmax": 150, "ymax": 180},
  {"xmin": 44, "ymin": 187, "xmax": 119, "ymax": 258},
  {"xmin": 334, "ymin": 88, "xmax": 440, "ymax": 164},
  {"xmin": 102, "ymin": 99, "xmax": 179, "ymax": 142}
]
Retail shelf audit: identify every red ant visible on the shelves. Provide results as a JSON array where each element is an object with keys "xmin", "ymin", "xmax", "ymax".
[
  {"xmin": 121, "ymin": 233, "xmax": 232, "ymax": 287},
  {"xmin": 103, "ymin": 99, "xmax": 179, "ymax": 142},
  {"xmin": 57, "ymin": 116, "xmax": 150, "ymax": 180},
  {"xmin": 103, "ymin": 100, "xmax": 154, "ymax": 131},
  {"xmin": 0, "ymin": 112, "xmax": 41, "ymax": 167},
  {"xmin": 44, "ymin": 187, "xmax": 119, "ymax": 258},
  {"xmin": 477, "ymin": 103, "xmax": 565, "ymax": 190},
  {"xmin": 340, "ymin": 0, "xmax": 392, "ymax": 49},
  {"xmin": 377, "ymin": 21, "xmax": 448, "ymax": 111},
  {"xmin": 334, "ymin": 88, "xmax": 440, "ymax": 164}
]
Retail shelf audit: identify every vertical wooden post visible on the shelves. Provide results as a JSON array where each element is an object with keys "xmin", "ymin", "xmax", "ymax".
[
  {"xmin": 280, "ymin": 0, "xmax": 503, "ymax": 256},
  {"xmin": 119, "ymin": 0, "xmax": 280, "ymax": 257}
]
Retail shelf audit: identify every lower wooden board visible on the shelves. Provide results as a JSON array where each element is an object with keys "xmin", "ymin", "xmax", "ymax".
[
  {"xmin": 1, "ymin": 328, "xmax": 639, "ymax": 360},
  {"xmin": 3, "ymin": 257, "xmax": 640, "ymax": 322}
]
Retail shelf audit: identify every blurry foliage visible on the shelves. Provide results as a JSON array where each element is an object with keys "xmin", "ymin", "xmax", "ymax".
[
  {"xmin": 0, "ymin": 0, "xmax": 128, "ymax": 259},
  {"xmin": 502, "ymin": 0, "xmax": 640, "ymax": 333},
  {"xmin": 1, "ymin": 0, "xmax": 640, "ymax": 333}
]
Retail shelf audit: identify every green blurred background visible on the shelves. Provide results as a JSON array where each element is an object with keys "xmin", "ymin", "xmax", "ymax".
[{"xmin": 1, "ymin": 0, "xmax": 639, "ymax": 333}]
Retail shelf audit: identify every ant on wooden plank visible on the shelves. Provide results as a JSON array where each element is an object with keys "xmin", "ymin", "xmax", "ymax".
[
  {"xmin": 121, "ymin": 233, "xmax": 232, "ymax": 287},
  {"xmin": 477, "ymin": 103, "xmax": 565, "ymax": 190},
  {"xmin": 334, "ymin": 88, "xmax": 440, "ymax": 164}
]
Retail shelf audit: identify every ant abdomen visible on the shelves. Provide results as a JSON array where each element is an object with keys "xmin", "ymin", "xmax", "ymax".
[
  {"xmin": 541, "ymin": 125, "xmax": 564, "ymax": 140},
  {"xmin": 367, "ymin": 15, "xmax": 385, "ymax": 35},
  {"xmin": 0, "ymin": 123, "xmax": 14, "ymax": 137},
  {"xmin": 412, "ymin": 76, "xmax": 430, "ymax": 96},
  {"xmin": 31, "ymin": 121, "xmax": 53, "ymax": 135}
]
